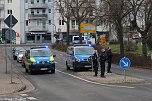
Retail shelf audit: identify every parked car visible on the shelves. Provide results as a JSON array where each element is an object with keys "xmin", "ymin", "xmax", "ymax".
[
  {"xmin": 17, "ymin": 50, "xmax": 26, "ymax": 62},
  {"xmin": 24, "ymin": 46, "xmax": 56, "ymax": 74},
  {"xmin": 66, "ymin": 44, "xmax": 94, "ymax": 71},
  {"xmin": 13, "ymin": 47, "xmax": 24, "ymax": 60}
]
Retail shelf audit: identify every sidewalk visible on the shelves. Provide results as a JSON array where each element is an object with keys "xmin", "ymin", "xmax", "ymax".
[
  {"xmin": 0, "ymin": 48, "xmax": 34, "ymax": 95},
  {"xmin": 76, "ymin": 71, "xmax": 144, "ymax": 84}
]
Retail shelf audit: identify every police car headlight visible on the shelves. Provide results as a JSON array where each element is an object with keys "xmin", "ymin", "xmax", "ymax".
[{"xmin": 75, "ymin": 58, "xmax": 80, "ymax": 62}]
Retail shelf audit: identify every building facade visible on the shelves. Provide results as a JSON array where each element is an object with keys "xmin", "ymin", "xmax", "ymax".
[{"xmin": 25, "ymin": 0, "xmax": 55, "ymax": 43}]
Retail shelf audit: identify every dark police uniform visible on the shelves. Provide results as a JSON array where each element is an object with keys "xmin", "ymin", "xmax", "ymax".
[
  {"xmin": 106, "ymin": 49, "xmax": 113, "ymax": 73},
  {"xmin": 99, "ymin": 51, "xmax": 106, "ymax": 77},
  {"xmin": 92, "ymin": 52, "xmax": 98, "ymax": 76}
]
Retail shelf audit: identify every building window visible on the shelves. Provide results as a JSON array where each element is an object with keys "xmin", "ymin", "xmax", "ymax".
[
  {"xmin": 48, "ymin": 0, "xmax": 51, "ymax": 2},
  {"xmin": 31, "ymin": 0, "xmax": 34, "ymax": 4},
  {"xmin": 49, "ymin": 20, "xmax": 51, "ymax": 25},
  {"xmin": 31, "ymin": 9, "xmax": 34, "ymax": 14},
  {"xmin": 25, "ymin": 0, "xmax": 28, "ymax": 3},
  {"xmin": 42, "ymin": 9, "xmax": 45, "ymax": 14},
  {"xmin": 59, "ymin": 20, "xmax": 64, "ymax": 25},
  {"xmin": 42, "ymin": 0, "xmax": 46, "ymax": 3},
  {"xmin": 8, "ymin": 10, "xmax": 12, "ymax": 14},
  {"xmin": 37, "ymin": 0, "xmax": 39, "ymax": 3},
  {"xmin": 48, "ymin": 9, "xmax": 51, "ymax": 13},
  {"xmin": 71, "ymin": 20, "xmax": 76, "ymax": 28},
  {"xmin": 37, "ymin": 10, "xmax": 39, "ymax": 14},
  {"xmin": 26, "ymin": 20, "xmax": 28, "ymax": 26},
  {"xmin": 8, "ymin": 0, "xmax": 12, "ymax": 3},
  {"xmin": 62, "ymin": 20, "xmax": 64, "ymax": 25}
]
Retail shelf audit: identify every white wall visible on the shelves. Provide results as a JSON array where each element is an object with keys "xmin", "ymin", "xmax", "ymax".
[{"xmin": 4, "ymin": 0, "xmax": 22, "ymax": 44}]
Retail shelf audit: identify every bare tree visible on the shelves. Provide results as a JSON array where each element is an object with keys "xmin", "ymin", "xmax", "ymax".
[
  {"xmin": 56, "ymin": 0, "xmax": 73, "ymax": 45},
  {"xmin": 69, "ymin": 0, "xmax": 96, "ymax": 44},
  {"xmin": 129, "ymin": 0, "xmax": 152, "ymax": 56},
  {"xmin": 102, "ymin": 0, "xmax": 132, "ymax": 54}
]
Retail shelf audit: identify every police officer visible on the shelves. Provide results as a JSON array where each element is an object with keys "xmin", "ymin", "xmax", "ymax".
[
  {"xmin": 92, "ymin": 50, "xmax": 98, "ymax": 77},
  {"xmin": 106, "ymin": 47, "xmax": 113, "ymax": 73},
  {"xmin": 99, "ymin": 49, "xmax": 106, "ymax": 78}
]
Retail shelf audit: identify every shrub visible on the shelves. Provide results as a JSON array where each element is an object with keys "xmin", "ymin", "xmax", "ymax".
[
  {"xmin": 124, "ymin": 40, "xmax": 138, "ymax": 51},
  {"xmin": 112, "ymin": 53, "xmax": 152, "ymax": 69},
  {"xmin": 147, "ymin": 36, "xmax": 152, "ymax": 50},
  {"xmin": 109, "ymin": 39, "xmax": 119, "ymax": 44}
]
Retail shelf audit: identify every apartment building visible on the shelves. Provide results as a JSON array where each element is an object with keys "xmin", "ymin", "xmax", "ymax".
[{"xmin": 25, "ymin": 0, "xmax": 56, "ymax": 43}]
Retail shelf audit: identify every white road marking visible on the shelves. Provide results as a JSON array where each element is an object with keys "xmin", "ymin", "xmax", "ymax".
[
  {"xmin": 20, "ymin": 94, "xmax": 28, "ymax": 97},
  {"xmin": 56, "ymin": 69, "xmax": 135, "ymax": 89},
  {"xmin": 27, "ymin": 97, "xmax": 37, "ymax": 100}
]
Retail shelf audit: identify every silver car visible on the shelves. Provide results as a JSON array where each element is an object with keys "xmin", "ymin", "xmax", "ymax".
[{"xmin": 17, "ymin": 50, "xmax": 26, "ymax": 62}]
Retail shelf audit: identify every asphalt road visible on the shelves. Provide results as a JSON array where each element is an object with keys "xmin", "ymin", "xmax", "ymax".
[{"xmin": 0, "ymin": 46, "xmax": 152, "ymax": 101}]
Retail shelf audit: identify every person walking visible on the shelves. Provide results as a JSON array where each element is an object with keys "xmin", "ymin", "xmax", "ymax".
[
  {"xmin": 99, "ymin": 49, "xmax": 106, "ymax": 78},
  {"xmin": 106, "ymin": 47, "xmax": 113, "ymax": 73},
  {"xmin": 92, "ymin": 50, "xmax": 98, "ymax": 77}
]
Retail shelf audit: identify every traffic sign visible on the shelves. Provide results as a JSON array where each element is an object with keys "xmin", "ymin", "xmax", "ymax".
[
  {"xmin": 80, "ymin": 24, "xmax": 96, "ymax": 33},
  {"xmin": 5, "ymin": 29, "xmax": 16, "ymax": 40},
  {"xmin": 4, "ymin": 15, "xmax": 18, "ymax": 28},
  {"xmin": 101, "ymin": 38, "xmax": 107, "ymax": 46},
  {"xmin": 119, "ymin": 57, "xmax": 131, "ymax": 69}
]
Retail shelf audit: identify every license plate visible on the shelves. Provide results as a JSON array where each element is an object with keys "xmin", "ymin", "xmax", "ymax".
[{"xmin": 41, "ymin": 68, "xmax": 48, "ymax": 70}]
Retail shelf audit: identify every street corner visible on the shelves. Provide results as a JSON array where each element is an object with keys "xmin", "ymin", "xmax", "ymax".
[{"xmin": 76, "ymin": 71, "xmax": 144, "ymax": 84}]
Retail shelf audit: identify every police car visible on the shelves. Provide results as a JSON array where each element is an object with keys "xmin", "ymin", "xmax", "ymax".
[
  {"xmin": 24, "ymin": 46, "xmax": 56, "ymax": 74},
  {"xmin": 66, "ymin": 44, "xmax": 94, "ymax": 71}
]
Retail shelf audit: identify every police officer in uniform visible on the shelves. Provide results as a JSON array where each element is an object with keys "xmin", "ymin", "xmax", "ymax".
[
  {"xmin": 92, "ymin": 50, "xmax": 98, "ymax": 77},
  {"xmin": 99, "ymin": 49, "xmax": 106, "ymax": 78}
]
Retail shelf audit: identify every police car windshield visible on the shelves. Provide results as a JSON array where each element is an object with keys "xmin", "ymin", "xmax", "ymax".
[
  {"xmin": 31, "ymin": 49, "xmax": 52, "ymax": 57},
  {"xmin": 74, "ymin": 47, "xmax": 94, "ymax": 55},
  {"xmin": 19, "ymin": 50, "xmax": 25, "ymax": 54}
]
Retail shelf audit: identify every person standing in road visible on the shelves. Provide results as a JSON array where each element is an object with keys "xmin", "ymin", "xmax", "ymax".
[
  {"xmin": 106, "ymin": 47, "xmax": 113, "ymax": 73},
  {"xmin": 99, "ymin": 49, "xmax": 106, "ymax": 78},
  {"xmin": 92, "ymin": 50, "xmax": 98, "ymax": 77}
]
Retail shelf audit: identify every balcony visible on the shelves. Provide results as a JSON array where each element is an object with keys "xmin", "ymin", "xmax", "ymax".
[
  {"xmin": 28, "ymin": 26, "xmax": 48, "ymax": 32},
  {"xmin": 28, "ymin": 14, "xmax": 48, "ymax": 19},
  {"xmin": 0, "ymin": 4, "xmax": 4, "ymax": 9},
  {"xmin": 28, "ymin": 3, "xmax": 48, "ymax": 9}
]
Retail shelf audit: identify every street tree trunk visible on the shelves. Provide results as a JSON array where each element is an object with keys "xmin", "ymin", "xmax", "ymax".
[
  {"xmin": 141, "ymin": 33, "xmax": 147, "ymax": 56},
  {"xmin": 78, "ymin": 23, "xmax": 82, "ymax": 44},
  {"xmin": 117, "ymin": 27, "xmax": 124, "ymax": 54},
  {"xmin": 66, "ymin": 19, "xmax": 70, "ymax": 45}
]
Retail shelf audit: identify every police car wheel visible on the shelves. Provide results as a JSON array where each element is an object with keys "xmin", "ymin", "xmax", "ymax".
[
  {"xmin": 51, "ymin": 69, "xmax": 55, "ymax": 74},
  {"xmin": 66, "ymin": 61, "xmax": 70, "ymax": 70},
  {"xmin": 25, "ymin": 68, "xmax": 28, "ymax": 73},
  {"xmin": 29, "ymin": 67, "xmax": 34, "ymax": 75},
  {"xmin": 73, "ymin": 63, "xmax": 77, "ymax": 72}
]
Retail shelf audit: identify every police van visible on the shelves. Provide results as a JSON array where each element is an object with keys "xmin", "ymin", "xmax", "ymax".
[
  {"xmin": 66, "ymin": 44, "xmax": 94, "ymax": 71},
  {"xmin": 24, "ymin": 46, "xmax": 56, "ymax": 74}
]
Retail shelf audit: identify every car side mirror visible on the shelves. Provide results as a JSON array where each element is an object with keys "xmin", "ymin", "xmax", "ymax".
[{"xmin": 53, "ymin": 55, "xmax": 56, "ymax": 57}]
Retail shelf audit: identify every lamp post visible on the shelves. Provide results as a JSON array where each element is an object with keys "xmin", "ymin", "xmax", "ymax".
[{"xmin": 50, "ymin": 23, "xmax": 56, "ymax": 43}]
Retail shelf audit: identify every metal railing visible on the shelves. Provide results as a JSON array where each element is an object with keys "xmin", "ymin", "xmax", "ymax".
[
  {"xmin": 28, "ymin": 26, "xmax": 48, "ymax": 31},
  {"xmin": 28, "ymin": 3, "xmax": 48, "ymax": 9},
  {"xmin": 28, "ymin": 14, "xmax": 48, "ymax": 19}
]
